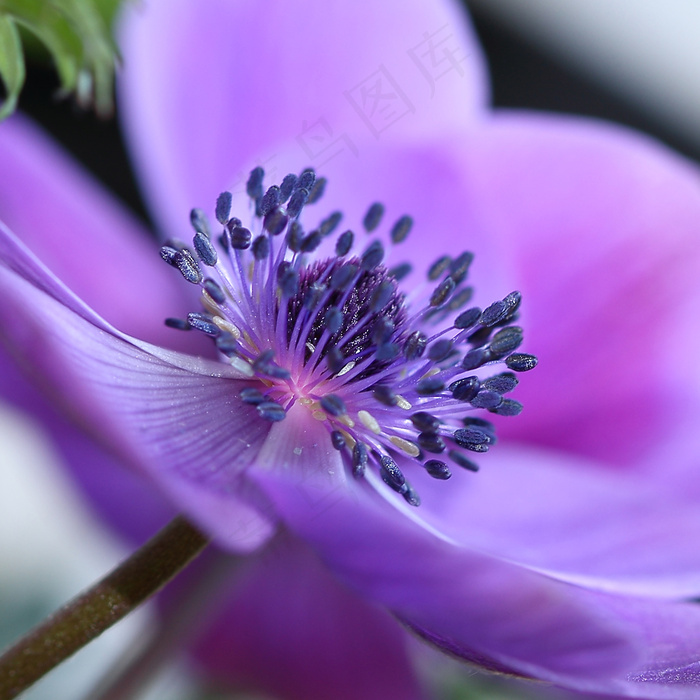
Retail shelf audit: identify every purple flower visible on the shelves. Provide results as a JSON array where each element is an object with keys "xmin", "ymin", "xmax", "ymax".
[{"xmin": 3, "ymin": 1, "xmax": 700, "ymax": 698}]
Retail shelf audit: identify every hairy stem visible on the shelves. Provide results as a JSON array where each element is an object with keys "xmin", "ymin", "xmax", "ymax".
[{"xmin": 0, "ymin": 515, "xmax": 209, "ymax": 700}]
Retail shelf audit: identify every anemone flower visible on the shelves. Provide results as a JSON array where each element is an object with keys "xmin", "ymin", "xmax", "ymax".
[{"xmin": 2, "ymin": 1, "xmax": 700, "ymax": 699}]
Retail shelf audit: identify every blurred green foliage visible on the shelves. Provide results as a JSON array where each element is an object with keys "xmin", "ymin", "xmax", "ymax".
[{"xmin": 0, "ymin": 0, "xmax": 122, "ymax": 120}]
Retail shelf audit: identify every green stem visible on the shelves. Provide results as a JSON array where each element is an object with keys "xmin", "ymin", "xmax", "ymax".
[{"xmin": 0, "ymin": 515, "xmax": 209, "ymax": 700}]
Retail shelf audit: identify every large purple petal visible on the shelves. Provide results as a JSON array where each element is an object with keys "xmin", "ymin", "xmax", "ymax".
[
  {"xmin": 0, "ymin": 223, "xmax": 273, "ymax": 551},
  {"xmin": 118, "ymin": 0, "xmax": 489, "ymax": 240},
  {"xmin": 0, "ymin": 115, "xmax": 195, "ymax": 346},
  {"xmin": 247, "ymin": 407, "xmax": 649, "ymax": 691},
  {"xmin": 459, "ymin": 112, "xmax": 700, "ymax": 467},
  {"xmin": 250, "ymin": 424, "xmax": 700, "ymax": 696},
  {"xmin": 412, "ymin": 444, "xmax": 700, "ymax": 598},
  {"xmin": 188, "ymin": 535, "xmax": 424, "ymax": 700}
]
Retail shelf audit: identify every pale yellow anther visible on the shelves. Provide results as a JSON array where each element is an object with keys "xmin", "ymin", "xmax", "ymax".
[
  {"xmin": 358, "ymin": 410, "xmax": 381, "ymax": 434},
  {"xmin": 312, "ymin": 410, "xmax": 328, "ymax": 421},
  {"xmin": 338, "ymin": 414, "xmax": 355, "ymax": 428},
  {"xmin": 395, "ymin": 394, "xmax": 412, "ymax": 410},
  {"xmin": 421, "ymin": 367, "xmax": 441, "ymax": 380},
  {"xmin": 337, "ymin": 361, "xmax": 356, "ymax": 377},
  {"xmin": 390, "ymin": 436, "xmax": 421, "ymax": 457},
  {"xmin": 213, "ymin": 316, "xmax": 241, "ymax": 339},
  {"xmin": 300, "ymin": 397, "xmax": 314, "ymax": 406}
]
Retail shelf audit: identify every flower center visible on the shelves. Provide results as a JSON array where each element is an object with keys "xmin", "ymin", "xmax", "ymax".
[{"xmin": 161, "ymin": 167, "xmax": 537, "ymax": 506}]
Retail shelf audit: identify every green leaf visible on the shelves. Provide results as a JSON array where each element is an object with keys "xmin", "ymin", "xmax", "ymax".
[
  {"xmin": 0, "ymin": 0, "xmax": 118, "ymax": 120},
  {"xmin": 0, "ymin": 14, "xmax": 24, "ymax": 119}
]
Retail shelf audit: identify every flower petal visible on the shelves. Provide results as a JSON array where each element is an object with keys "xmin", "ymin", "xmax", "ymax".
[
  {"xmin": 0, "ymin": 114, "xmax": 194, "ymax": 346},
  {"xmin": 460, "ymin": 112, "xmax": 700, "ymax": 466},
  {"xmin": 118, "ymin": 0, "xmax": 488, "ymax": 239},
  {"xmin": 247, "ymin": 412, "xmax": 652, "ymax": 691},
  {"xmin": 0, "ymin": 223, "xmax": 273, "ymax": 551},
  {"xmin": 412, "ymin": 444, "xmax": 700, "ymax": 598},
  {"xmin": 188, "ymin": 535, "xmax": 424, "ymax": 700}
]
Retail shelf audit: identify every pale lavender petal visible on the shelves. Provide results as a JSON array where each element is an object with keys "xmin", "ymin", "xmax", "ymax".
[
  {"xmin": 412, "ymin": 445, "xmax": 700, "ymax": 598},
  {"xmin": 247, "ymin": 409, "xmax": 645, "ymax": 690},
  {"xmin": 0, "ymin": 114, "xmax": 196, "ymax": 347},
  {"xmin": 118, "ymin": 0, "xmax": 488, "ymax": 240},
  {"xmin": 188, "ymin": 535, "xmax": 424, "ymax": 700},
  {"xmin": 459, "ymin": 112, "xmax": 700, "ymax": 467},
  {"xmin": 0, "ymin": 223, "xmax": 273, "ymax": 551}
]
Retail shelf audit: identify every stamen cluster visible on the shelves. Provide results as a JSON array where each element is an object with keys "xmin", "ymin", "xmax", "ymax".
[{"xmin": 160, "ymin": 168, "xmax": 537, "ymax": 506}]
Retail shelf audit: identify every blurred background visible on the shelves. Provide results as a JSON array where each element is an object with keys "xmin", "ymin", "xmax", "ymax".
[{"xmin": 2, "ymin": 1, "xmax": 699, "ymax": 698}]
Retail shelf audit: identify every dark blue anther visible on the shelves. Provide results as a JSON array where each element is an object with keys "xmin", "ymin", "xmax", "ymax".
[
  {"xmin": 430, "ymin": 276, "xmax": 455, "ymax": 307},
  {"xmin": 369, "ymin": 280, "xmax": 394, "ymax": 313},
  {"xmin": 307, "ymin": 177, "xmax": 327, "ymax": 204},
  {"xmin": 336, "ymin": 230, "xmax": 354, "ymax": 257},
  {"xmin": 240, "ymin": 387, "xmax": 265, "ymax": 405},
  {"xmin": 505, "ymin": 353, "xmax": 538, "ymax": 372},
  {"xmin": 216, "ymin": 332, "xmax": 240, "ymax": 356},
  {"xmin": 428, "ymin": 339, "xmax": 453, "ymax": 362},
  {"xmin": 404, "ymin": 330, "xmax": 427, "ymax": 360},
  {"xmin": 416, "ymin": 376, "xmax": 445, "ymax": 395},
  {"xmin": 376, "ymin": 343, "xmax": 400, "ymax": 361},
  {"xmin": 297, "ymin": 168, "xmax": 316, "ymax": 191},
  {"xmin": 411, "ymin": 412, "xmax": 441, "ymax": 432},
  {"xmin": 331, "ymin": 430, "xmax": 346, "ymax": 450},
  {"xmin": 352, "ymin": 442, "xmax": 368, "ymax": 477},
  {"xmin": 253, "ymin": 349, "xmax": 291, "ymax": 379},
  {"xmin": 489, "ymin": 326, "xmax": 523, "ymax": 357},
  {"xmin": 449, "ymin": 376, "xmax": 480, "ymax": 402},
  {"xmin": 380, "ymin": 455, "xmax": 407, "ymax": 493},
  {"xmin": 490, "ymin": 399, "xmax": 523, "ymax": 416},
  {"xmin": 175, "ymin": 250, "xmax": 203, "ymax": 284},
  {"xmin": 463, "ymin": 416, "xmax": 496, "ymax": 431},
  {"xmin": 447, "ymin": 287, "xmax": 474, "ymax": 312},
  {"xmin": 165, "ymin": 317, "xmax": 191, "ymax": 330},
  {"xmin": 326, "ymin": 346, "xmax": 345, "ymax": 374},
  {"xmin": 300, "ymin": 230, "xmax": 323, "ymax": 253},
  {"xmin": 424, "ymin": 459, "xmax": 451, "ymax": 480},
  {"xmin": 361, "ymin": 240, "xmax": 385, "ymax": 270},
  {"xmin": 190, "ymin": 208, "xmax": 210, "ymax": 237},
  {"xmin": 320, "ymin": 211, "xmax": 343, "ymax": 236},
  {"xmin": 449, "ymin": 251, "xmax": 474, "ymax": 284},
  {"xmin": 217, "ymin": 233, "xmax": 229, "ymax": 252},
  {"xmin": 330, "ymin": 263, "xmax": 358, "ymax": 291},
  {"xmin": 203, "ymin": 278, "xmax": 226, "ymax": 304},
  {"xmin": 363, "ymin": 202, "xmax": 385, "ymax": 232},
  {"xmin": 324, "ymin": 307, "xmax": 344, "ymax": 334},
  {"xmin": 287, "ymin": 188, "xmax": 309, "ymax": 219},
  {"xmin": 215, "ymin": 191, "xmax": 232, "ymax": 224},
  {"xmin": 252, "ymin": 235, "xmax": 270, "ymax": 260},
  {"xmin": 303, "ymin": 283, "xmax": 325, "ymax": 310},
  {"xmin": 390, "ymin": 215, "xmax": 413, "ymax": 244},
  {"xmin": 371, "ymin": 317, "xmax": 394, "ymax": 344},
  {"xmin": 483, "ymin": 372, "xmax": 518, "ymax": 394},
  {"xmin": 470, "ymin": 389, "xmax": 503, "ymax": 410},
  {"xmin": 428, "ymin": 255, "xmax": 451, "ymax": 281},
  {"xmin": 462, "ymin": 347, "xmax": 491, "ymax": 370},
  {"xmin": 264, "ymin": 209, "xmax": 288, "ymax": 236},
  {"xmin": 402, "ymin": 483, "xmax": 421, "ymax": 507},
  {"xmin": 454, "ymin": 307, "xmax": 482, "ymax": 330},
  {"xmin": 320, "ymin": 394, "xmax": 346, "ymax": 416},
  {"xmin": 260, "ymin": 186, "xmax": 281, "ymax": 216},
  {"xmin": 479, "ymin": 300, "xmax": 509, "ymax": 327},
  {"xmin": 372, "ymin": 385, "xmax": 398, "ymax": 406},
  {"xmin": 453, "ymin": 427, "xmax": 492, "ymax": 452},
  {"xmin": 187, "ymin": 313, "xmax": 220, "ymax": 337},
  {"xmin": 449, "ymin": 450, "xmax": 479, "ymax": 471},
  {"xmin": 159, "ymin": 245, "xmax": 179, "ymax": 266},
  {"xmin": 467, "ymin": 325, "xmax": 492, "ymax": 348},
  {"xmin": 388, "ymin": 262, "xmax": 412, "ymax": 281},
  {"xmin": 280, "ymin": 173, "xmax": 298, "ymax": 202},
  {"xmin": 503, "ymin": 290, "xmax": 522, "ymax": 314},
  {"xmin": 193, "ymin": 232, "xmax": 218, "ymax": 266},
  {"xmin": 229, "ymin": 225, "xmax": 252, "ymax": 250},
  {"xmin": 278, "ymin": 267, "xmax": 300, "ymax": 297},
  {"xmin": 417, "ymin": 431, "xmax": 446, "ymax": 454},
  {"xmin": 257, "ymin": 401, "xmax": 286, "ymax": 422},
  {"xmin": 246, "ymin": 167, "xmax": 265, "ymax": 200},
  {"xmin": 286, "ymin": 221, "xmax": 304, "ymax": 252}
]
